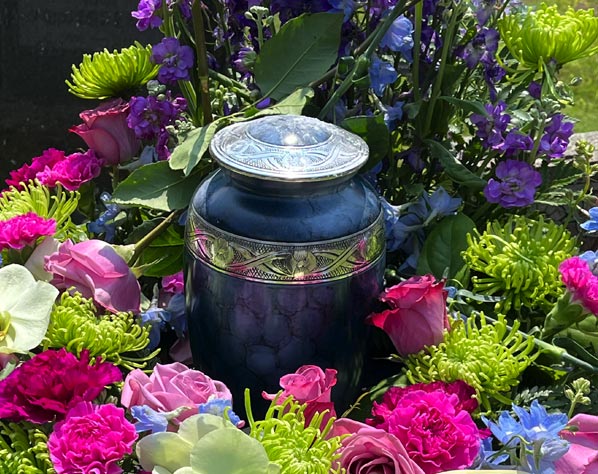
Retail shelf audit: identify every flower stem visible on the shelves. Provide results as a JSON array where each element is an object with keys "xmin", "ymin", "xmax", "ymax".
[
  {"xmin": 128, "ymin": 211, "xmax": 178, "ymax": 267},
  {"xmin": 191, "ymin": 1, "xmax": 213, "ymax": 125}
]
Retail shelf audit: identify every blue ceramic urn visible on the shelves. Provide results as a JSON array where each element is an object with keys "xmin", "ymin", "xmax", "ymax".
[{"xmin": 185, "ymin": 115, "xmax": 385, "ymax": 413}]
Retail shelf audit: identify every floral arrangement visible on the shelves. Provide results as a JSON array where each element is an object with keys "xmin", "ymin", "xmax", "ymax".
[{"xmin": 2, "ymin": 0, "xmax": 598, "ymax": 473}]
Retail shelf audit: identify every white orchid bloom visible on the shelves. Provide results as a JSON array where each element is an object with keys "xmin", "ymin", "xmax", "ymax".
[{"xmin": 0, "ymin": 264, "xmax": 58, "ymax": 353}]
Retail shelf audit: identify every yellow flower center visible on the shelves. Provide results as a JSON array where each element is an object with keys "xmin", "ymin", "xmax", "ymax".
[{"xmin": 0, "ymin": 311, "xmax": 11, "ymax": 342}]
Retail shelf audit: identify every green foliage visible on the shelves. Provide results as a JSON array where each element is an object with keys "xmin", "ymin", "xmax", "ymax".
[
  {"xmin": 341, "ymin": 115, "xmax": 390, "ymax": 171},
  {"xmin": 404, "ymin": 313, "xmax": 538, "ymax": 411},
  {"xmin": 0, "ymin": 182, "xmax": 85, "ymax": 241},
  {"xmin": 247, "ymin": 392, "xmax": 344, "ymax": 474},
  {"xmin": 43, "ymin": 291, "xmax": 157, "ymax": 370},
  {"xmin": 132, "ymin": 221, "xmax": 185, "ymax": 277},
  {"xmin": 462, "ymin": 215, "xmax": 577, "ymax": 313},
  {"xmin": 66, "ymin": 42, "xmax": 159, "ymax": 99},
  {"xmin": 169, "ymin": 121, "xmax": 221, "ymax": 176},
  {"xmin": 254, "ymin": 13, "xmax": 344, "ymax": 100},
  {"xmin": 0, "ymin": 422, "xmax": 55, "ymax": 474}
]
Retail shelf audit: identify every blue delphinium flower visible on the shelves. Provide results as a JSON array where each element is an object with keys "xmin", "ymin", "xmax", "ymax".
[
  {"xmin": 580, "ymin": 207, "xmax": 598, "ymax": 232},
  {"xmin": 457, "ymin": 27, "xmax": 499, "ymax": 69},
  {"xmin": 198, "ymin": 397, "xmax": 243, "ymax": 427},
  {"xmin": 380, "ymin": 15, "xmax": 414, "ymax": 61},
  {"xmin": 380, "ymin": 101, "xmax": 404, "ymax": 131},
  {"xmin": 87, "ymin": 192, "xmax": 121, "ymax": 243},
  {"xmin": 131, "ymin": 405, "xmax": 170, "ymax": 433},
  {"xmin": 369, "ymin": 55, "xmax": 398, "ymax": 97},
  {"xmin": 484, "ymin": 159, "xmax": 542, "ymax": 208},
  {"xmin": 482, "ymin": 400, "xmax": 569, "ymax": 474},
  {"xmin": 580, "ymin": 250, "xmax": 598, "ymax": 275},
  {"xmin": 328, "ymin": 0, "xmax": 356, "ymax": 22}
]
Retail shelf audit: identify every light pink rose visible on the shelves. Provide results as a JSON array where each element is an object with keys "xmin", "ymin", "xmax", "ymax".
[
  {"xmin": 120, "ymin": 362, "xmax": 232, "ymax": 424},
  {"xmin": 367, "ymin": 275, "xmax": 449, "ymax": 356},
  {"xmin": 71, "ymin": 98, "xmax": 140, "ymax": 166},
  {"xmin": 331, "ymin": 418, "xmax": 425, "ymax": 474},
  {"xmin": 555, "ymin": 414, "xmax": 598, "ymax": 474},
  {"xmin": 44, "ymin": 239, "xmax": 141, "ymax": 314},
  {"xmin": 262, "ymin": 365, "xmax": 337, "ymax": 426}
]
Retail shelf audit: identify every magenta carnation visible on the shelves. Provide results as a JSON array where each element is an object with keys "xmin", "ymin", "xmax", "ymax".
[
  {"xmin": 367, "ymin": 382, "xmax": 481, "ymax": 474},
  {"xmin": 559, "ymin": 256, "xmax": 598, "ymax": 315},
  {"xmin": 0, "ymin": 212, "xmax": 56, "ymax": 251},
  {"xmin": 4, "ymin": 148, "xmax": 65, "ymax": 190},
  {"xmin": 37, "ymin": 149, "xmax": 102, "ymax": 191},
  {"xmin": 48, "ymin": 401, "xmax": 137, "ymax": 474},
  {"xmin": 0, "ymin": 348, "xmax": 122, "ymax": 423}
]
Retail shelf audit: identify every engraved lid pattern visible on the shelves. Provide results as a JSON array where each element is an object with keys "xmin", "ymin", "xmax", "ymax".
[
  {"xmin": 186, "ymin": 209, "xmax": 385, "ymax": 284},
  {"xmin": 209, "ymin": 115, "xmax": 369, "ymax": 182}
]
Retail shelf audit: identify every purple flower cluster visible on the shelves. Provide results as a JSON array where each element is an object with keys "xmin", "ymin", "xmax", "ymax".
[
  {"xmin": 539, "ymin": 114, "xmax": 574, "ymax": 159},
  {"xmin": 470, "ymin": 101, "xmax": 511, "ymax": 150},
  {"xmin": 151, "ymin": 37, "xmax": 194, "ymax": 84},
  {"xmin": 501, "ymin": 129, "xmax": 534, "ymax": 156},
  {"xmin": 484, "ymin": 159, "xmax": 542, "ymax": 208},
  {"xmin": 127, "ymin": 93, "xmax": 187, "ymax": 158},
  {"xmin": 132, "ymin": 0, "xmax": 163, "ymax": 31},
  {"xmin": 458, "ymin": 27, "xmax": 499, "ymax": 69}
]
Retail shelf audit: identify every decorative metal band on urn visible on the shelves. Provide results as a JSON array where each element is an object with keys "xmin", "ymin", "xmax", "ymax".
[{"xmin": 186, "ymin": 209, "xmax": 385, "ymax": 283}]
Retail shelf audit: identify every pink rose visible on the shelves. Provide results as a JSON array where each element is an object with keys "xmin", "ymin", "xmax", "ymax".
[
  {"xmin": 555, "ymin": 414, "xmax": 598, "ymax": 474},
  {"xmin": 331, "ymin": 418, "xmax": 425, "ymax": 474},
  {"xmin": 367, "ymin": 383, "xmax": 481, "ymax": 474},
  {"xmin": 367, "ymin": 275, "xmax": 449, "ymax": 356},
  {"xmin": 120, "ymin": 362, "xmax": 232, "ymax": 424},
  {"xmin": 71, "ymin": 98, "xmax": 140, "ymax": 165},
  {"xmin": 262, "ymin": 365, "xmax": 337, "ymax": 426},
  {"xmin": 44, "ymin": 239, "xmax": 141, "ymax": 314},
  {"xmin": 48, "ymin": 401, "xmax": 137, "ymax": 474}
]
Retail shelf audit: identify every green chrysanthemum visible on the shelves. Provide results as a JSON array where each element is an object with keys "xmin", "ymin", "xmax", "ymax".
[
  {"xmin": 499, "ymin": 3, "xmax": 598, "ymax": 69},
  {"xmin": 247, "ymin": 392, "xmax": 344, "ymax": 474},
  {"xmin": 0, "ymin": 421, "xmax": 55, "ymax": 474},
  {"xmin": 66, "ymin": 42, "xmax": 159, "ymax": 99},
  {"xmin": 462, "ymin": 215, "xmax": 576, "ymax": 313},
  {"xmin": 404, "ymin": 313, "xmax": 537, "ymax": 412},
  {"xmin": 43, "ymin": 291, "xmax": 157, "ymax": 370},
  {"xmin": 0, "ymin": 181, "xmax": 85, "ymax": 241}
]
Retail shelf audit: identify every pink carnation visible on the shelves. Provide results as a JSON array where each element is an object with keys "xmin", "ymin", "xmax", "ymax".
[
  {"xmin": 0, "ymin": 349, "xmax": 122, "ymax": 423},
  {"xmin": 48, "ymin": 401, "xmax": 137, "ymax": 474},
  {"xmin": 0, "ymin": 212, "xmax": 56, "ymax": 251},
  {"xmin": 367, "ymin": 382, "xmax": 481, "ymax": 474},
  {"xmin": 162, "ymin": 271, "xmax": 184, "ymax": 294},
  {"xmin": 37, "ymin": 149, "xmax": 102, "ymax": 191},
  {"xmin": 559, "ymin": 256, "xmax": 598, "ymax": 315},
  {"xmin": 4, "ymin": 148, "xmax": 65, "ymax": 190}
]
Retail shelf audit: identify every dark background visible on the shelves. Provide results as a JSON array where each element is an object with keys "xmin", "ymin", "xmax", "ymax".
[{"xmin": 0, "ymin": 1, "xmax": 159, "ymax": 182}]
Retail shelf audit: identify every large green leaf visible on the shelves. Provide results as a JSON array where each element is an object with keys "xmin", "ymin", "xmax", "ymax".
[
  {"xmin": 169, "ymin": 121, "xmax": 220, "ymax": 176},
  {"xmin": 341, "ymin": 115, "xmax": 390, "ymax": 171},
  {"xmin": 134, "ymin": 223, "xmax": 185, "ymax": 277},
  {"xmin": 112, "ymin": 161, "xmax": 204, "ymax": 212},
  {"xmin": 417, "ymin": 213, "xmax": 476, "ymax": 280},
  {"xmin": 438, "ymin": 96, "xmax": 488, "ymax": 116},
  {"xmin": 254, "ymin": 13, "xmax": 343, "ymax": 101},
  {"xmin": 252, "ymin": 87, "xmax": 315, "ymax": 117},
  {"xmin": 425, "ymin": 139, "xmax": 486, "ymax": 190}
]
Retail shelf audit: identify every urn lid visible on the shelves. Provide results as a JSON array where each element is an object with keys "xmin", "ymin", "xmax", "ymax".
[{"xmin": 209, "ymin": 115, "xmax": 369, "ymax": 182}]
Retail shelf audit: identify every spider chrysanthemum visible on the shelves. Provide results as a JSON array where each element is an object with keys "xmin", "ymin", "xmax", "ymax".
[
  {"xmin": 462, "ymin": 215, "xmax": 577, "ymax": 313},
  {"xmin": 66, "ymin": 42, "xmax": 159, "ymax": 99},
  {"xmin": 43, "ymin": 291, "xmax": 157, "ymax": 370},
  {"xmin": 0, "ymin": 421, "xmax": 55, "ymax": 474},
  {"xmin": 404, "ymin": 313, "xmax": 537, "ymax": 412}
]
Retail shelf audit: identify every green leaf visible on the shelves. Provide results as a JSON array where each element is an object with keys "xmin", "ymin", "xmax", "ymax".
[
  {"xmin": 169, "ymin": 121, "xmax": 220, "ymax": 176},
  {"xmin": 417, "ymin": 213, "xmax": 476, "ymax": 280},
  {"xmin": 425, "ymin": 139, "xmax": 486, "ymax": 190},
  {"xmin": 254, "ymin": 12, "xmax": 343, "ymax": 101},
  {"xmin": 252, "ymin": 87, "xmax": 315, "ymax": 117},
  {"xmin": 553, "ymin": 336, "xmax": 598, "ymax": 368},
  {"xmin": 134, "ymin": 223, "xmax": 184, "ymax": 277},
  {"xmin": 112, "ymin": 161, "xmax": 204, "ymax": 212},
  {"xmin": 438, "ymin": 96, "xmax": 488, "ymax": 116},
  {"xmin": 341, "ymin": 115, "xmax": 390, "ymax": 171}
]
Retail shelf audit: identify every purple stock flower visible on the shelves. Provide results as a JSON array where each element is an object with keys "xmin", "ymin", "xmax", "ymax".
[
  {"xmin": 458, "ymin": 28, "xmax": 499, "ymax": 69},
  {"xmin": 369, "ymin": 55, "xmax": 398, "ymax": 97},
  {"xmin": 470, "ymin": 102, "xmax": 511, "ymax": 149},
  {"xmin": 539, "ymin": 114, "xmax": 574, "ymax": 159},
  {"xmin": 501, "ymin": 129, "xmax": 534, "ymax": 156},
  {"xmin": 233, "ymin": 46, "xmax": 257, "ymax": 73},
  {"xmin": 151, "ymin": 37, "xmax": 195, "ymax": 84},
  {"xmin": 132, "ymin": 0, "xmax": 163, "ymax": 31},
  {"xmin": 169, "ymin": 0, "xmax": 193, "ymax": 19},
  {"xmin": 529, "ymin": 81, "xmax": 542, "ymax": 99},
  {"xmin": 484, "ymin": 159, "xmax": 542, "ymax": 208},
  {"xmin": 380, "ymin": 15, "xmax": 414, "ymax": 62},
  {"xmin": 472, "ymin": 0, "xmax": 498, "ymax": 25},
  {"xmin": 127, "ymin": 94, "xmax": 187, "ymax": 141}
]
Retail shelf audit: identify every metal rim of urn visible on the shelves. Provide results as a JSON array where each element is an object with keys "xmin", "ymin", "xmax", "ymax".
[
  {"xmin": 208, "ymin": 115, "xmax": 370, "ymax": 183},
  {"xmin": 186, "ymin": 209, "xmax": 385, "ymax": 284}
]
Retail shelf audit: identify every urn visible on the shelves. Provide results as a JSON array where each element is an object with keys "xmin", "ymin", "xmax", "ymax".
[{"xmin": 184, "ymin": 115, "xmax": 385, "ymax": 413}]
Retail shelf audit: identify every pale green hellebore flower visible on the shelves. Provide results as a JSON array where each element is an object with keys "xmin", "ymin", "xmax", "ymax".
[
  {"xmin": 136, "ymin": 413, "xmax": 280, "ymax": 474},
  {"xmin": 0, "ymin": 264, "xmax": 58, "ymax": 353}
]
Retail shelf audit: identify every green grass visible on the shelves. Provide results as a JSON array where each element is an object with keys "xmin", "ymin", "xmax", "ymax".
[{"xmin": 522, "ymin": 0, "xmax": 598, "ymax": 132}]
